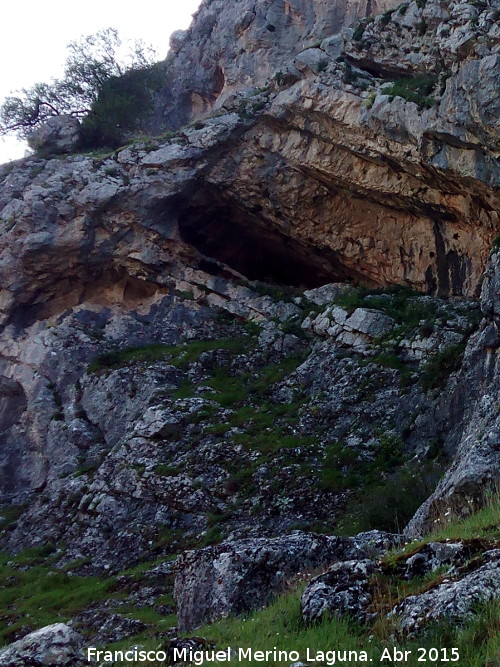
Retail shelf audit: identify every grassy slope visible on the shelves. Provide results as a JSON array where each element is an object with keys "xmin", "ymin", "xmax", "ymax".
[
  {"xmin": 0, "ymin": 293, "xmax": 494, "ymax": 662},
  {"xmin": 105, "ymin": 495, "xmax": 499, "ymax": 666}
]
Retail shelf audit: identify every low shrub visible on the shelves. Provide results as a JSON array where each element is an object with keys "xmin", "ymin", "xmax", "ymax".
[
  {"xmin": 420, "ymin": 343, "xmax": 465, "ymax": 391},
  {"xmin": 383, "ymin": 74, "xmax": 436, "ymax": 109}
]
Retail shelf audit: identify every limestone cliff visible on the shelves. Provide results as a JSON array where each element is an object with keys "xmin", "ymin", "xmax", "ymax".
[
  {"xmin": 151, "ymin": 0, "xmax": 500, "ymax": 297},
  {"xmin": 159, "ymin": 0, "xmax": 400, "ymax": 128},
  {"xmin": 0, "ymin": 0, "xmax": 499, "ymax": 653}
]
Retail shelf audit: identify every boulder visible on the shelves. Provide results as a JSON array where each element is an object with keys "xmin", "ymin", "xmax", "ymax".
[
  {"xmin": 390, "ymin": 550, "xmax": 500, "ymax": 635},
  {"xmin": 294, "ymin": 48, "xmax": 329, "ymax": 74},
  {"xmin": 27, "ymin": 116, "xmax": 81, "ymax": 155},
  {"xmin": 174, "ymin": 531, "xmax": 396, "ymax": 631},
  {"xmin": 303, "ymin": 284, "xmax": 353, "ymax": 307},
  {"xmin": 404, "ymin": 542, "xmax": 465, "ymax": 579},
  {"xmin": 301, "ymin": 559, "xmax": 376, "ymax": 624},
  {"xmin": 0, "ymin": 623, "xmax": 85, "ymax": 666},
  {"xmin": 344, "ymin": 308, "xmax": 395, "ymax": 337}
]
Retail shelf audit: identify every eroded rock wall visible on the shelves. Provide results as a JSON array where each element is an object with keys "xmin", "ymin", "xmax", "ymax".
[
  {"xmin": 0, "ymin": 0, "xmax": 499, "ymax": 575},
  {"xmin": 159, "ymin": 0, "xmax": 401, "ymax": 129}
]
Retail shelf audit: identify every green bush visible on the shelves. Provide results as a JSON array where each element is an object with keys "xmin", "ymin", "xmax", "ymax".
[
  {"xmin": 353, "ymin": 23, "xmax": 366, "ymax": 41},
  {"xmin": 490, "ymin": 235, "xmax": 500, "ymax": 255},
  {"xmin": 383, "ymin": 74, "xmax": 436, "ymax": 109},
  {"xmin": 337, "ymin": 461, "xmax": 444, "ymax": 534},
  {"xmin": 381, "ymin": 9, "xmax": 396, "ymax": 25},
  {"xmin": 420, "ymin": 343, "xmax": 465, "ymax": 391},
  {"xmin": 80, "ymin": 64, "xmax": 162, "ymax": 148}
]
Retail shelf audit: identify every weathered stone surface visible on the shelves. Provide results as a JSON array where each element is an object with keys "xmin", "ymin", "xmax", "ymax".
[
  {"xmin": 344, "ymin": 308, "xmax": 395, "ymax": 337},
  {"xmin": 27, "ymin": 116, "xmax": 81, "ymax": 155},
  {"xmin": 390, "ymin": 550, "xmax": 500, "ymax": 635},
  {"xmin": 0, "ymin": 0, "xmax": 495, "ymax": 577},
  {"xmin": 174, "ymin": 531, "xmax": 395, "ymax": 631},
  {"xmin": 404, "ymin": 542, "xmax": 465, "ymax": 580},
  {"xmin": 72, "ymin": 611, "xmax": 147, "ymax": 646},
  {"xmin": 159, "ymin": 0, "xmax": 400, "ymax": 129},
  {"xmin": 0, "ymin": 623, "xmax": 85, "ymax": 666},
  {"xmin": 301, "ymin": 559, "xmax": 376, "ymax": 624},
  {"xmin": 128, "ymin": 0, "xmax": 500, "ymax": 297},
  {"xmin": 407, "ymin": 251, "xmax": 500, "ymax": 536},
  {"xmin": 0, "ymin": 0, "xmax": 499, "ymax": 655}
]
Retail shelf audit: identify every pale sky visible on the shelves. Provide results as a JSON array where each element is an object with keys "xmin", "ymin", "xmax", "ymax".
[{"xmin": 0, "ymin": 0, "xmax": 202, "ymax": 164}]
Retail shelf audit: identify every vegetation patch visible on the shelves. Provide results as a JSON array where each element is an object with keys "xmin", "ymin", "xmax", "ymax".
[
  {"xmin": 420, "ymin": 343, "xmax": 466, "ymax": 391},
  {"xmin": 490, "ymin": 235, "xmax": 500, "ymax": 255},
  {"xmin": 0, "ymin": 548, "xmax": 116, "ymax": 646},
  {"xmin": 382, "ymin": 74, "xmax": 437, "ymax": 109},
  {"xmin": 87, "ymin": 337, "xmax": 251, "ymax": 373},
  {"xmin": 337, "ymin": 460, "xmax": 445, "ymax": 534},
  {"xmin": 333, "ymin": 285, "xmax": 437, "ymax": 326}
]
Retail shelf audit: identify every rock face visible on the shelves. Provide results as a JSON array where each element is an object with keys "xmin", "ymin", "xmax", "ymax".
[
  {"xmin": 174, "ymin": 531, "xmax": 395, "ymax": 631},
  {"xmin": 0, "ymin": 0, "xmax": 497, "ymax": 577},
  {"xmin": 391, "ymin": 550, "xmax": 500, "ymax": 635},
  {"xmin": 0, "ymin": 0, "xmax": 499, "ymax": 652},
  {"xmin": 4, "ymin": 0, "xmax": 500, "ymax": 305},
  {"xmin": 158, "ymin": 0, "xmax": 400, "ymax": 129},
  {"xmin": 407, "ymin": 249, "xmax": 500, "ymax": 536},
  {"xmin": 27, "ymin": 116, "xmax": 81, "ymax": 155},
  {"xmin": 0, "ymin": 623, "xmax": 85, "ymax": 666},
  {"xmin": 301, "ymin": 559, "xmax": 376, "ymax": 624},
  {"xmin": 144, "ymin": 0, "xmax": 500, "ymax": 297}
]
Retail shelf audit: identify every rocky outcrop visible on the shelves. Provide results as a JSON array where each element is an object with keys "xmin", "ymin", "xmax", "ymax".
[
  {"xmin": 174, "ymin": 531, "xmax": 396, "ymax": 631},
  {"xmin": 299, "ymin": 541, "xmax": 500, "ymax": 633},
  {"xmin": 158, "ymin": 0, "xmax": 401, "ymax": 129},
  {"xmin": 0, "ymin": 0, "xmax": 497, "ymax": 578},
  {"xmin": 404, "ymin": 541, "xmax": 466, "ymax": 579},
  {"xmin": 145, "ymin": 0, "xmax": 500, "ymax": 297},
  {"xmin": 0, "ymin": 0, "xmax": 499, "ymax": 652},
  {"xmin": 3, "ymin": 1, "xmax": 499, "ymax": 310},
  {"xmin": 0, "ymin": 623, "xmax": 85, "ymax": 666},
  {"xmin": 390, "ymin": 549, "xmax": 500, "ymax": 635},
  {"xmin": 301, "ymin": 559, "xmax": 376, "ymax": 624},
  {"xmin": 407, "ymin": 249, "xmax": 500, "ymax": 536},
  {"xmin": 27, "ymin": 116, "xmax": 81, "ymax": 155}
]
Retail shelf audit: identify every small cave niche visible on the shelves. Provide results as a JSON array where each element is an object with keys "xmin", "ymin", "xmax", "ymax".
[
  {"xmin": 0, "ymin": 376, "xmax": 27, "ymax": 434},
  {"xmin": 175, "ymin": 194, "xmax": 354, "ymax": 289},
  {"xmin": 6, "ymin": 266, "xmax": 166, "ymax": 332}
]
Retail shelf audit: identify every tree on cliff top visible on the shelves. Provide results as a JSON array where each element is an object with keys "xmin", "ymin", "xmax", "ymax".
[{"xmin": 0, "ymin": 28, "xmax": 159, "ymax": 146}]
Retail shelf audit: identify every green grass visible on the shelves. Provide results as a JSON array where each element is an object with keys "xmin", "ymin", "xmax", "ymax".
[
  {"xmin": 334, "ymin": 285, "xmax": 438, "ymax": 326},
  {"xmin": 87, "ymin": 337, "xmax": 251, "ymax": 372},
  {"xmin": 0, "ymin": 548, "xmax": 116, "ymax": 646},
  {"xmin": 197, "ymin": 353, "xmax": 312, "ymax": 454},
  {"xmin": 385, "ymin": 491, "xmax": 500, "ymax": 564},
  {"xmin": 116, "ymin": 590, "xmax": 499, "ymax": 667},
  {"xmin": 2, "ymin": 499, "xmax": 499, "ymax": 666},
  {"xmin": 361, "ymin": 351, "xmax": 413, "ymax": 385},
  {"xmin": 179, "ymin": 499, "xmax": 500, "ymax": 667},
  {"xmin": 249, "ymin": 281, "xmax": 301, "ymax": 303}
]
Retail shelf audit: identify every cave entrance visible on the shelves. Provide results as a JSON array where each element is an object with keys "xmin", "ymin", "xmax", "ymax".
[{"xmin": 176, "ymin": 196, "xmax": 353, "ymax": 289}]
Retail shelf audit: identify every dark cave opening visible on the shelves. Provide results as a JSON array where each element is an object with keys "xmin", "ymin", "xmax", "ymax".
[{"xmin": 176, "ymin": 198, "xmax": 352, "ymax": 289}]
